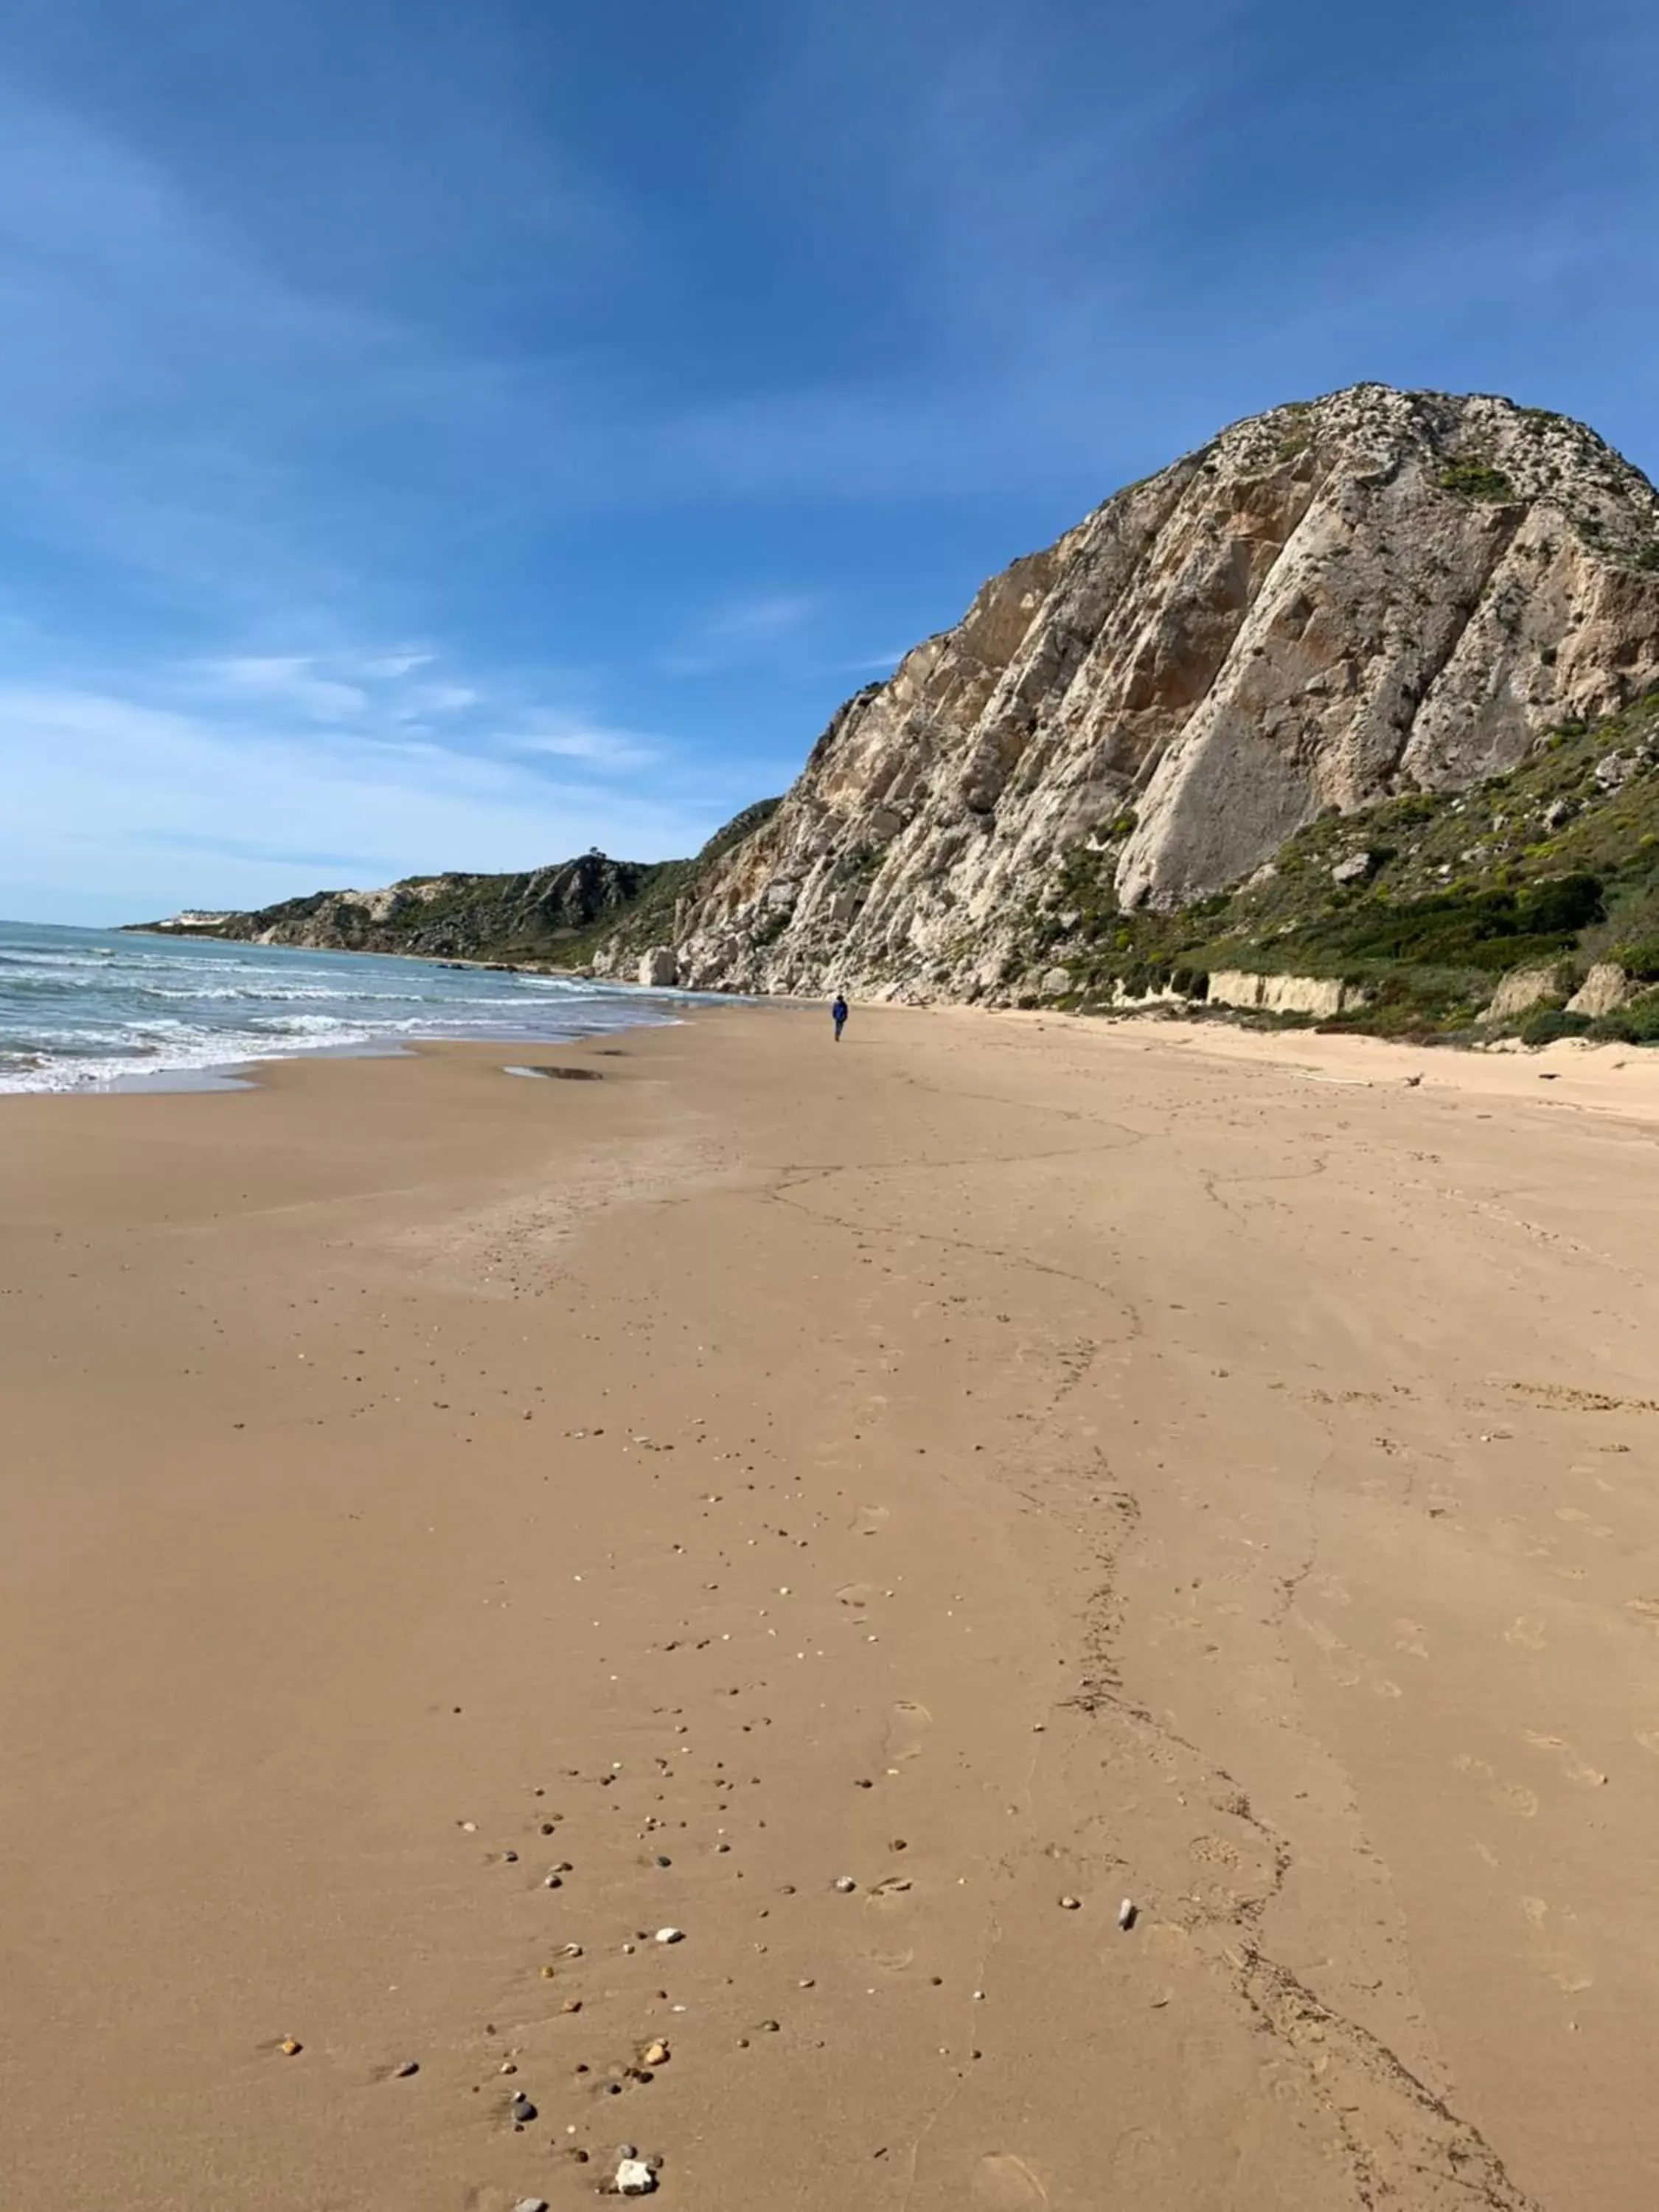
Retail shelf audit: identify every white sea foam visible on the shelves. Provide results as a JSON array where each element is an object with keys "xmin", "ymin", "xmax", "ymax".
[{"xmin": 0, "ymin": 917, "xmax": 692, "ymax": 1093}]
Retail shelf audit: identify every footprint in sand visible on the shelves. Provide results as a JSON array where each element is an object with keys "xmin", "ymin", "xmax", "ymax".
[
  {"xmin": 1523, "ymin": 1730, "xmax": 1607, "ymax": 1787},
  {"xmin": 1454, "ymin": 1755, "xmax": 1537, "ymax": 1818},
  {"xmin": 868, "ymin": 1873, "xmax": 916, "ymax": 1906},
  {"xmin": 1494, "ymin": 1782, "xmax": 1540, "ymax": 1819},
  {"xmin": 836, "ymin": 1581, "xmax": 881, "ymax": 1611},
  {"xmin": 1520, "ymin": 1896, "xmax": 1595, "ymax": 1994},
  {"xmin": 1505, "ymin": 1616, "xmax": 1548, "ymax": 1651},
  {"xmin": 883, "ymin": 1699, "xmax": 932, "ymax": 1764},
  {"xmin": 971, "ymin": 2153, "xmax": 1050, "ymax": 2210}
]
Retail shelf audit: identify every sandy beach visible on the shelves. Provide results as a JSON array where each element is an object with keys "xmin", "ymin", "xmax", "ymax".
[{"xmin": 4, "ymin": 1006, "xmax": 1659, "ymax": 2211}]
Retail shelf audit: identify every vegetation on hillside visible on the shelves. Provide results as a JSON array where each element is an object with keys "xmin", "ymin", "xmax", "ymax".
[
  {"xmin": 1020, "ymin": 687, "xmax": 1659, "ymax": 1042},
  {"xmin": 139, "ymin": 800, "xmax": 781, "ymax": 971}
]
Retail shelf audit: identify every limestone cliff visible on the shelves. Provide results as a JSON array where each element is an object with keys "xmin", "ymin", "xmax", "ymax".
[{"xmin": 670, "ymin": 386, "xmax": 1659, "ymax": 1001}]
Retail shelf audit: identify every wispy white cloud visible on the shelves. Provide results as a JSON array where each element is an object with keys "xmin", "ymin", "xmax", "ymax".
[
  {"xmin": 664, "ymin": 591, "xmax": 824, "ymax": 674},
  {"xmin": 0, "ymin": 678, "xmax": 717, "ymax": 925},
  {"xmin": 191, "ymin": 655, "xmax": 371, "ymax": 722},
  {"xmin": 512, "ymin": 723, "xmax": 663, "ymax": 770}
]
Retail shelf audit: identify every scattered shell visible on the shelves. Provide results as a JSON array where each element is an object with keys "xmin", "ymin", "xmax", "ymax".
[
  {"xmin": 653, "ymin": 1927, "xmax": 684, "ymax": 1945},
  {"xmin": 834, "ymin": 1877, "xmax": 857, "ymax": 1893},
  {"xmin": 1059, "ymin": 1895, "xmax": 1081, "ymax": 1910},
  {"xmin": 279, "ymin": 2037, "xmax": 302, "ymax": 2057},
  {"xmin": 615, "ymin": 2157, "xmax": 657, "ymax": 2195},
  {"xmin": 1118, "ymin": 1898, "xmax": 1138, "ymax": 1931}
]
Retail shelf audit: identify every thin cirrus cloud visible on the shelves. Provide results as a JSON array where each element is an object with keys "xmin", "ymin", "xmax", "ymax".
[
  {"xmin": 512, "ymin": 725, "xmax": 664, "ymax": 771},
  {"xmin": 663, "ymin": 592, "xmax": 824, "ymax": 675},
  {"xmin": 0, "ymin": 641, "xmax": 732, "ymax": 924},
  {"xmin": 0, "ymin": 678, "xmax": 721, "ymax": 927}
]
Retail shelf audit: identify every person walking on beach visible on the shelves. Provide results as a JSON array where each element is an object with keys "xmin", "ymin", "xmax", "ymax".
[{"xmin": 832, "ymin": 992, "xmax": 849, "ymax": 1043}]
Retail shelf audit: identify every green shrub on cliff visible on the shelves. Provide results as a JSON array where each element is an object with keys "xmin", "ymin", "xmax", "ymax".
[{"xmin": 1026, "ymin": 687, "xmax": 1659, "ymax": 1040}]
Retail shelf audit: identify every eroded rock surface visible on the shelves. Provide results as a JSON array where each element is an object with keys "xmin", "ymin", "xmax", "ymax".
[{"xmin": 672, "ymin": 386, "xmax": 1659, "ymax": 1000}]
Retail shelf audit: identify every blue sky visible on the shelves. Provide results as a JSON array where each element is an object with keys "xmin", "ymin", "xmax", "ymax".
[{"xmin": 1, "ymin": 0, "xmax": 1655, "ymax": 924}]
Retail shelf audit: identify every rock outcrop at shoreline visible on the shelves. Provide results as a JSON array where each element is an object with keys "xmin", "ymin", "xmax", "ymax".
[{"xmin": 669, "ymin": 386, "xmax": 1659, "ymax": 1000}]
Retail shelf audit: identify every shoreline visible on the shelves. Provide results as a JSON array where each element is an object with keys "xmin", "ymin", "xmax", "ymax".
[
  {"xmin": 5, "ymin": 1006, "xmax": 1659, "ymax": 2209},
  {"xmin": 0, "ymin": 917, "xmax": 712, "ymax": 1096}
]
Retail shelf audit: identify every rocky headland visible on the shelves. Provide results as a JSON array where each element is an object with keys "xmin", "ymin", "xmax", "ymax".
[{"xmin": 141, "ymin": 386, "xmax": 1659, "ymax": 1040}]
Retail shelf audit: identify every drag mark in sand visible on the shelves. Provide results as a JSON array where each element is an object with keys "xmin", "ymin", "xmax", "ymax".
[{"xmin": 1046, "ymin": 1434, "xmax": 1543, "ymax": 2208}]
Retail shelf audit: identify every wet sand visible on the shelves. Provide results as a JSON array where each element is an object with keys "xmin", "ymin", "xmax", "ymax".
[{"xmin": 4, "ymin": 1006, "xmax": 1659, "ymax": 2211}]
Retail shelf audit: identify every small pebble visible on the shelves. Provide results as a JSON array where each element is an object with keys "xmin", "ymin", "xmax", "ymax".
[
  {"xmin": 654, "ymin": 1927, "xmax": 685, "ymax": 1944},
  {"xmin": 641, "ymin": 2041, "xmax": 669, "ymax": 2066},
  {"xmin": 1060, "ymin": 1895, "xmax": 1081, "ymax": 1910},
  {"xmin": 510, "ymin": 2092, "xmax": 538, "ymax": 2124},
  {"xmin": 279, "ymin": 2037, "xmax": 302, "ymax": 2057},
  {"xmin": 1118, "ymin": 1897, "xmax": 1138, "ymax": 1931},
  {"xmin": 394, "ymin": 2059, "xmax": 420, "ymax": 2077},
  {"xmin": 515, "ymin": 2199, "xmax": 549, "ymax": 2212},
  {"xmin": 654, "ymin": 1854, "xmax": 672, "ymax": 1868},
  {"xmin": 834, "ymin": 1877, "xmax": 857, "ymax": 1893},
  {"xmin": 502, "ymin": 1850, "xmax": 519, "ymax": 1863},
  {"xmin": 615, "ymin": 2158, "xmax": 657, "ymax": 2196},
  {"xmin": 562, "ymin": 1999, "xmax": 583, "ymax": 2014}
]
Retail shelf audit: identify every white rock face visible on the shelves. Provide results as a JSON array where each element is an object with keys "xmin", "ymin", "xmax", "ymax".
[
  {"xmin": 1485, "ymin": 965, "xmax": 1569, "ymax": 1021},
  {"xmin": 671, "ymin": 386, "xmax": 1659, "ymax": 1001},
  {"xmin": 1206, "ymin": 971, "xmax": 1367, "ymax": 1018},
  {"xmin": 639, "ymin": 946, "xmax": 678, "ymax": 987},
  {"xmin": 1565, "ymin": 962, "xmax": 1632, "ymax": 1018}
]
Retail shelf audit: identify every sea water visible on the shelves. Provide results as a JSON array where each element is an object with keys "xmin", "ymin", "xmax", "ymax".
[{"xmin": 0, "ymin": 919, "xmax": 685, "ymax": 1093}]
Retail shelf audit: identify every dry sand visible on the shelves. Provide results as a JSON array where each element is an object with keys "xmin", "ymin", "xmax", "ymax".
[{"xmin": 4, "ymin": 1006, "xmax": 1659, "ymax": 2211}]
